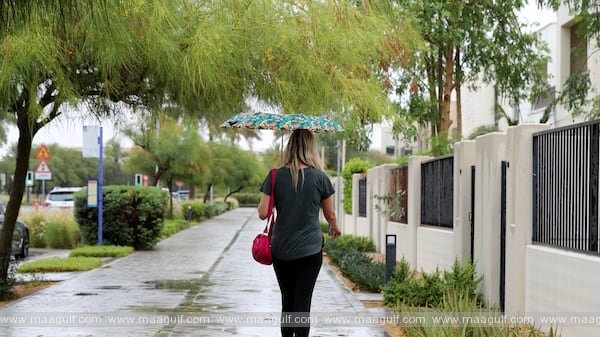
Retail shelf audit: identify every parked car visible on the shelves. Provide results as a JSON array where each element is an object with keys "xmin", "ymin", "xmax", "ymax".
[
  {"xmin": 172, "ymin": 190, "xmax": 190, "ymax": 201},
  {"xmin": 0, "ymin": 202, "xmax": 29, "ymax": 258},
  {"xmin": 43, "ymin": 187, "xmax": 83, "ymax": 208}
]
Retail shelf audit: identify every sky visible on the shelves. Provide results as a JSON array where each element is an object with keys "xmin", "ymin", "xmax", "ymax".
[{"xmin": 0, "ymin": 2, "xmax": 557, "ymax": 157}]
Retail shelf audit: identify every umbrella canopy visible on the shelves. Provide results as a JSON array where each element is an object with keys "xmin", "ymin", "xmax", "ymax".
[{"xmin": 220, "ymin": 112, "xmax": 343, "ymax": 133}]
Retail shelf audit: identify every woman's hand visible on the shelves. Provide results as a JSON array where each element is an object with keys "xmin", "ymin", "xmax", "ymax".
[{"xmin": 328, "ymin": 224, "xmax": 341, "ymax": 239}]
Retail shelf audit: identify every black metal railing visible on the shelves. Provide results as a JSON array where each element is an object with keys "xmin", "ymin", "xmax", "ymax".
[
  {"xmin": 358, "ymin": 176, "xmax": 367, "ymax": 217},
  {"xmin": 421, "ymin": 156, "xmax": 454, "ymax": 228},
  {"xmin": 390, "ymin": 166, "xmax": 408, "ymax": 223},
  {"xmin": 533, "ymin": 120, "xmax": 600, "ymax": 254}
]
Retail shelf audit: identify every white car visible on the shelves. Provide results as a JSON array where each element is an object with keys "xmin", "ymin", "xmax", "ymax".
[{"xmin": 43, "ymin": 187, "xmax": 83, "ymax": 208}]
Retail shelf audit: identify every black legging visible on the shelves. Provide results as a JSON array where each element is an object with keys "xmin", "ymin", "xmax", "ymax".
[{"xmin": 272, "ymin": 251, "xmax": 322, "ymax": 337}]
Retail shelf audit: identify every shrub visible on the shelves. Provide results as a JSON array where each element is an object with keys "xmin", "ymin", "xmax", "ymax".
[
  {"xmin": 401, "ymin": 292, "xmax": 558, "ymax": 337},
  {"xmin": 74, "ymin": 186, "xmax": 168, "ymax": 250},
  {"xmin": 382, "ymin": 259, "xmax": 483, "ymax": 308},
  {"xmin": 324, "ymin": 235, "xmax": 383, "ymax": 293},
  {"xmin": 160, "ymin": 219, "xmax": 192, "ymax": 239},
  {"xmin": 234, "ymin": 193, "xmax": 261, "ymax": 207},
  {"xmin": 331, "ymin": 235, "xmax": 376, "ymax": 253},
  {"xmin": 70, "ymin": 245, "xmax": 134, "ymax": 258},
  {"xmin": 339, "ymin": 251, "xmax": 385, "ymax": 292},
  {"xmin": 181, "ymin": 201, "xmax": 208, "ymax": 221},
  {"xmin": 43, "ymin": 220, "xmax": 80, "ymax": 249},
  {"xmin": 20, "ymin": 211, "xmax": 80, "ymax": 248},
  {"xmin": 341, "ymin": 158, "xmax": 372, "ymax": 214},
  {"xmin": 206, "ymin": 201, "xmax": 229, "ymax": 218},
  {"xmin": 320, "ymin": 222, "xmax": 329, "ymax": 234},
  {"xmin": 19, "ymin": 212, "xmax": 47, "ymax": 248}
]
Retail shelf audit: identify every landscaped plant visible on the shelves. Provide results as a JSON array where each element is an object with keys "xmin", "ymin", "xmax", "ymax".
[
  {"xmin": 70, "ymin": 245, "xmax": 134, "ymax": 258},
  {"xmin": 324, "ymin": 235, "xmax": 384, "ymax": 292},
  {"xmin": 341, "ymin": 157, "xmax": 372, "ymax": 214},
  {"xmin": 74, "ymin": 186, "xmax": 168, "ymax": 250},
  {"xmin": 17, "ymin": 257, "xmax": 102, "ymax": 273},
  {"xmin": 401, "ymin": 292, "xmax": 558, "ymax": 337},
  {"xmin": 383, "ymin": 259, "xmax": 483, "ymax": 308},
  {"xmin": 20, "ymin": 211, "xmax": 80, "ymax": 249},
  {"xmin": 181, "ymin": 201, "xmax": 209, "ymax": 221},
  {"xmin": 160, "ymin": 219, "xmax": 193, "ymax": 239},
  {"xmin": 234, "ymin": 193, "xmax": 262, "ymax": 207}
]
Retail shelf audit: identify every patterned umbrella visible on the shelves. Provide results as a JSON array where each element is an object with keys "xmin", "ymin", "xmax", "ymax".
[{"xmin": 220, "ymin": 112, "xmax": 343, "ymax": 133}]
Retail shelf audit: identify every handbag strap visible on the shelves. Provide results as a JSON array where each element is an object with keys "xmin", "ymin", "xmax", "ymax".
[{"xmin": 266, "ymin": 168, "xmax": 278, "ymax": 239}]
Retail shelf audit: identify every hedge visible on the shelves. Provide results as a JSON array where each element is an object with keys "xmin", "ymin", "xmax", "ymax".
[
  {"xmin": 74, "ymin": 186, "xmax": 168, "ymax": 250},
  {"xmin": 234, "ymin": 193, "xmax": 261, "ymax": 207}
]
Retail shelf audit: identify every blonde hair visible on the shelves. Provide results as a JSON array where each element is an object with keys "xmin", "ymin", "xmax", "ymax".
[{"xmin": 283, "ymin": 129, "xmax": 325, "ymax": 190}]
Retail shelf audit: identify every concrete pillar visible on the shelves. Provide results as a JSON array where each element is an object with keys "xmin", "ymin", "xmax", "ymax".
[
  {"xmin": 452, "ymin": 141, "xmax": 477, "ymax": 262},
  {"xmin": 352, "ymin": 173, "xmax": 361, "ymax": 236},
  {"xmin": 504, "ymin": 124, "xmax": 549, "ymax": 315},
  {"xmin": 474, "ymin": 132, "xmax": 507, "ymax": 305},
  {"xmin": 407, "ymin": 156, "xmax": 432, "ymax": 268}
]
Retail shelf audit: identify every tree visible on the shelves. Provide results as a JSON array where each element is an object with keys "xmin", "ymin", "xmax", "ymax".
[
  {"xmin": 391, "ymin": 0, "xmax": 550, "ymax": 141},
  {"xmin": 539, "ymin": 0, "xmax": 600, "ymax": 119},
  {"xmin": 123, "ymin": 116, "xmax": 207, "ymax": 217},
  {"xmin": 0, "ymin": 0, "xmax": 417, "ymax": 295}
]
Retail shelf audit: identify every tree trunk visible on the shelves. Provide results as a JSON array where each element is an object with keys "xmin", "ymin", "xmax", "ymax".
[
  {"xmin": 439, "ymin": 44, "xmax": 455, "ymax": 140},
  {"xmin": 167, "ymin": 178, "xmax": 174, "ymax": 219},
  {"xmin": 189, "ymin": 186, "xmax": 196, "ymax": 200},
  {"xmin": 203, "ymin": 183, "xmax": 212, "ymax": 203},
  {"xmin": 0, "ymin": 109, "xmax": 34, "ymax": 297},
  {"xmin": 224, "ymin": 186, "xmax": 243, "ymax": 202},
  {"xmin": 455, "ymin": 48, "xmax": 462, "ymax": 139}
]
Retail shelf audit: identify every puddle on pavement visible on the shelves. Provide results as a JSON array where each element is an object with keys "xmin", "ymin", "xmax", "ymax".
[
  {"xmin": 98, "ymin": 285, "xmax": 122, "ymax": 290},
  {"xmin": 74, "ymin": 292, "xmax": 98, "ymax": 296},
  {"xmin": 144, "ymin": 279, "xmax": 210, "ymax": 291}
]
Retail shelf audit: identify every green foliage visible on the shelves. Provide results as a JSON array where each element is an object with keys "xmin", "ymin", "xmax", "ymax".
[
  {"xmin": 328, "ymin": 235, "xmax": 376, "ymax": 253},
  {"xmin": 390, "ymin": 0, "xmax": 550, "ymax": 140},
  {"xmin": 19, "ymin": 213, "xmax": 46, "ymax": 248},
  {"xmin": 339, "ymin": 252, "xmax": 385, "ymax": 293},
  {"xmin": 181, "ymin": 201, "xmax": 208, "ymax": 222},
  {"xmin": 341, "ymin": 158, "xmax": 372, "ymax": 214},
  {"xmin": 74, "ymin": 186, "xmax": 168, "ymax": 250},
  {"xmin": 383, "ymin": 259, "xmax": 483, "ymax": 308},
  {"xmin": 43, "ymin": 219, "xmax": 80, "ymax": 249},
  {"xmin": 320, "ymin": 222, "xmax": 329, "ymax": 234},
  {"xmin": 235, "ymin": 193, "xmax": 262, "ymax": 207},
  {"xmin": 395, "ymin": 156, "xmax": 409, "ymax": 167},
  {"xmin": 20, "ymin": 211, "xmax": 80, "ymax": 248},
  {"xmin": 69, "ymin": 245, "xmax": 134, "ymax": 258},
  {"xmin": 430, "ymin": 133, "xmax": 455, "ymax": 157},
  {"xmin": 17, "ymin": 257, "xmax": 102, "ymax": 273},
  {"xmin": 324, "ymin": 235, "xmax": 384, "ymax": 293},
  {"xmin": 159, "ymin": 220, "xmax": 193, "ymax": 239},
  {"xmin": 206, "ymin": 201, "xmax": 230, "ymax": 218},
  {"xmin": 468, "ymin": 125, "xmax": 500, "ymax": 140},
  {"xmin": 401, "ymin": 292, "xmax": 557, "ymax": 337}
]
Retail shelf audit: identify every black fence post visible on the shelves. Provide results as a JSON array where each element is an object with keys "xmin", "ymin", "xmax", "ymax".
[
  {"xmin": 385, "ymin": 235, "xmax": 397, "ymax": 283},
  {"xmin": 589, "ymin": 124, "xmax": 599, "ymax": 253}
]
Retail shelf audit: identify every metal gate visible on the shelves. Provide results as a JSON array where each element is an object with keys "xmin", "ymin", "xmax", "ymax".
[
  {"xmin": 499, "ymin": 161, "xmax": 508, "ymax": 312},
  {"xmin": 470, "ymin": 165, "xmax": 476, "ymax": 262}
]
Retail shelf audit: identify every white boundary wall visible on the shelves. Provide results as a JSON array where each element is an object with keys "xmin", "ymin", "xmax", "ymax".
[{"xmin": 339, "ymin": 125, "xmax": 600, "ymax": 337}]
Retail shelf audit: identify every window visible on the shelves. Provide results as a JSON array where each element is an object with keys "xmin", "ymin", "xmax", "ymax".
[{"xmin": 570, "ymin": 23, "xmax": 588, "ymax": 75}]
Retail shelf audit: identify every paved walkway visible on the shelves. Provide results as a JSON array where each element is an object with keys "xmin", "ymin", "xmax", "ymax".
[{"xmin": 0, "ymin": 208, "xmax": 389, "ymax": 337}]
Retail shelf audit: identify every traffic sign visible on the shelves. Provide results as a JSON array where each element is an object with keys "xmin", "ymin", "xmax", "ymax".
[
  {"xmin": 34, "ymin": 160, "xmax": 52, "ymax": 180},
  {"xmin": 176, "ymin": 180, "xmax": 184, "ymax": 188},
  {"xmin": 34, "ymin": 145, "xmax": 51, "ymax": 161}
]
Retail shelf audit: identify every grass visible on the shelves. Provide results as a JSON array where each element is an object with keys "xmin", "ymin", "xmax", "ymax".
[
  {"xmin": 160, "ymin": 219, "xmax": 193, "ymax": 239},
  {"xmin": 69, "ymin": 245, "xmax": 134, "ymax": 258},
  {"xmin": 17, "ymin": 257, "xmax": 102, "ymax": 273}
]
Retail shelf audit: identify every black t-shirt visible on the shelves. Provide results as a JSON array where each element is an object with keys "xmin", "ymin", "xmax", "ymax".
[{"xmin": 260, "ymin": 167, "xmax": 335, "ymax": 260}]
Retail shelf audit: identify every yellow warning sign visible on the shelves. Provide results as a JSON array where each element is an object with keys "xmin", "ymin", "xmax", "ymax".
[{"xmin": 34, "ymin": 145, "xmax": 51, "ymax": 161}]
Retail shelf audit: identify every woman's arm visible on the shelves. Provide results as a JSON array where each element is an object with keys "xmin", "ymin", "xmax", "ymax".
[
  {"xmin": 257, "ymin": 192, "xmax": 271, "ymax": 220},
  {"xmin": 322, "ymin": 195, "xmax": 341, "ymax": 238}
]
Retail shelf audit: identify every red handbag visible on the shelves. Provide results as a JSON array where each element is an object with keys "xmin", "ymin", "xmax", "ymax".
[{"xmin": 252, "ymin": 169, "xmax": 278, "ymax": 265}]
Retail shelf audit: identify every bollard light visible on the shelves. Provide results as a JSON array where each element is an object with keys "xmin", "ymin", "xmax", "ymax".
[
  {"xmin": 385, "ymin": 234, "xmax": 397, "ymax": 283},
  {"xmin": 187, "ymin": 206, "xmax": 193, "ymax": 221}
]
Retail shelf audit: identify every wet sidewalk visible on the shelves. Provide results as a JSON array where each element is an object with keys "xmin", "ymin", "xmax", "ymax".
[{"xmin": 0, "ymin": 208, "xmax": 388, "ymax": 337}]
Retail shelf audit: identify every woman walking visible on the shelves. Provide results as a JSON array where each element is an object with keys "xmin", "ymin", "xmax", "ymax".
[{"xmin": 258, "ymin": 129, "xmax": 341, "ymax": 337}]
